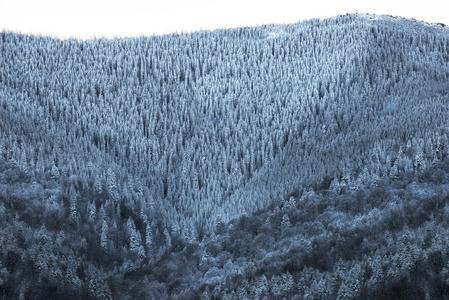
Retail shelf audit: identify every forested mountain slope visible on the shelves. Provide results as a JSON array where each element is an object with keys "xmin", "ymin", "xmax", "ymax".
[{"xmin": 1, "ymin": 13, "xmax": 449, "ymax": 298}]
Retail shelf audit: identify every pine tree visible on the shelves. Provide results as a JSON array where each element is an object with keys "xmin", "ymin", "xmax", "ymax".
[
  {"xmin": 127, "ymin": 173, "xmax": 135, "ymax": 193},
  {"xmin": 65, "ymin": 259, "xmax": 82, "ymax": 293},
  {"xmin": 201, "ymin": 286, "xmax": 211, "ymax": 300},
  {"xmin": 94, "ymin": 175, "xmax": 102, "ymax": 194},
  {"xmin": 35, "ymin": 147, "xmax": 45, "ymax": 173},
  {"xmin": 51, "ymin": 163, "xmax": 60, "ymax": 179},
  {"xmin": 281, "ymin": 214, "xmax": 291, "ymax": 228},
  {"xmin": 146, "ymin": 222, "xmax": 153, "ymax": 257},
  {"xmin": 288, "ymin": 196, "xmax": 296, "ymax": 208},
  {"xmin": 0, "ymin": 140, "xmax": 5, "ymax": 159},
  {"xmin": 69, "ymin": 185, "xmax": 78, "ymax": 220},
  {"xmin": 87, "ymin": 266, "xmax": 113, "ymax": 300},
  {"xmin": 270, "ymin": 275, "xmax": 283, "ymax": 298},
  {"xmin": 330, "ymin": 178, "xmax": 342, "ymax": 194},
  {"xmin": 88, "ymin": 201, "xmax": 96, "ymax": 222},
  {"xmin": 101, "ymin": 219, "xmax": 108, "ymax": 249},
  {"xmin": 164, "ymin": 228, "xmax": 172, "ymax": 252},
  {"xmin": 389, "ymin": 163, "xmax": 399, "ymax": 179},
  {"xmin": 106, "ymin": 168, "xmax": 119, "ymax": 202},
  {"xmin": 370, "ymin": 173, "xmax": 380, "ymax": 189},
  {"xmin": 237, "ymin": 280, "xmax": 249, "ymax": 299},
  {"xmin": 19, "ymin": 147, "xmax": 29, "ymax": 175},
  {"xmin": 281, "ymin": 272, "xmax": 294, "ymax": 297},
  {"xmin": 127, "ymin": 217, "xmax": 142, "ymax": 251},
  {"xmin": 414, "ymin": 147, "xmax": 426, "ymax": 172},
  {"xmin": 255, "ymin": 275, "xmax": 269, "ymax": 299},
  {"xmin": 215, "ymin": 215, "xmax": 224, "ymax": 232}
]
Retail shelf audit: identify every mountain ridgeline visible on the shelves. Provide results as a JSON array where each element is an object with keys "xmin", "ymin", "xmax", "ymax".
[{"xmin": 1, "ymin": 14, "xmax": 449, "ymax": 299}]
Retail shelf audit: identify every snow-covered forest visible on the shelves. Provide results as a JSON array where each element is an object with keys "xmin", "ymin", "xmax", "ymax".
[{"xmin": 1, "ymin": 13, "xmax": 449, "ymax": 299}]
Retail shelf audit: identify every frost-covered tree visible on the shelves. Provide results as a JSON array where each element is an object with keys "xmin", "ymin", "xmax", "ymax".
[
  {"xmin": 94, "ymin": 175, "xmax": 103, "ymax": 194},
  {"xmin": 414, "ymin": 148, "xmax": 426, "ymax": 172},
  {"xmin": 145, "ymin": 221, "xmax": 154, "ymax": 257},
  {"xmin": 101, "ymin": 219, "xmax": 109, "ymax": 249},
  {"xmin": 127, "ymin": 217, "xmax": 142, "ymax": 251},
  {"xmin": 281, "ymin": 214, "xmax": 291, "ymax": 228},
  {"xmin": 68, "ymin": 186, "xmax": 78, "ymax": 220},
  {"xmin": 106, "ymin": 168, "xmax": 119, "ymax": 202},
  {"xmin": 51, "ymin": 163, "xmax": 60, "ymax": 179},
  {"xmin": 87, "ymin": 201, "xmax": 96, "ymax": 223},
  {"xmin": 389, "ymin": 163, "xmax": 399, "ymax": 179},
  {"xmin": 163, "ymin": 228, "xmax": 172, "ymax": 252}
]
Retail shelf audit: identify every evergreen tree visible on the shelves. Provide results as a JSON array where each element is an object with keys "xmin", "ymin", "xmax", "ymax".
[
  {"xmin": 51, "ymin": 163, "xmax": 60, "ymax": 179},
  {"xmin": 101, "ymin": 219, "xmax": 109, "ymax": 249},
  {"xmin": 69, "ymin": 185, "xmax": 78, "ymax": 220},
  {"xmin": 281, "ymin": 214, "xmax": 291, "ymax": 228},
  {"xmin": 164, "ymin": 228, "xmax": 172, "ymax": 252},
  {"xmin": 94, "ymin": 175, "xmax": 103, "ymax": 194},
  {"xmin": 106, "ymin": 168, "xmax": 119, "ymax": 202},
  {"xmin": 145, "ymin": 222, "xmax": 153, "ymax": 257},
  {"xmin": 127, "ymin": 217, "xmax": 142, "ymax": 251}
]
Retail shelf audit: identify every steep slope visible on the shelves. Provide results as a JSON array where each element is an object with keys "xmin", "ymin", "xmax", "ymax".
[
  {"xmin": 166, "ymin": 157, "xmax": 449, "ymax": 299},
  {"xmin": 1, "ymin": 13, "xmax": 449, "ymax": 298},
  {"xmin": 209, "ymin": 14, "xmax": 449, "ymax": 227},
  {"xmin": 2, "ymin": 14, "xmax": 448, "ymax": 236}
]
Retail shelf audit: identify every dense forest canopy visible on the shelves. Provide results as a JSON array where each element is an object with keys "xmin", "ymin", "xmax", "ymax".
[{"xmin": 0, "ymin": 13, "xmax": 449, "ymax": 299}]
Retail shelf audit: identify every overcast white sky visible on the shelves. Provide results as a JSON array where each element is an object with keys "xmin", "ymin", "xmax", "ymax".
[{"xmin": 0, "ymin": 0, "xmax": 448, "ymax": 39}]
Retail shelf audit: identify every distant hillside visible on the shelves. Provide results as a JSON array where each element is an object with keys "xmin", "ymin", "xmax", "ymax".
[{"xmin": 0, "ymin": 13, "xmax": 449, "ymax": 299}]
